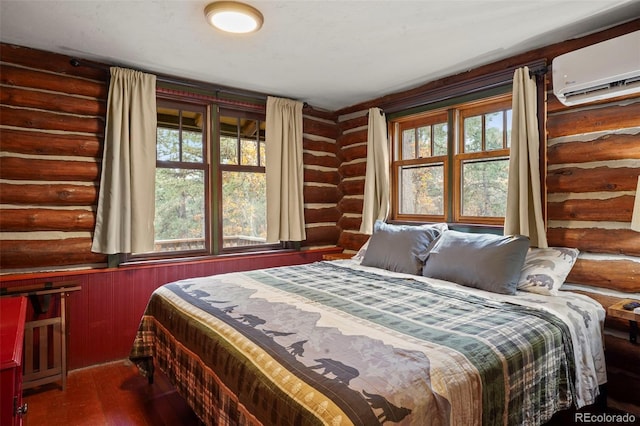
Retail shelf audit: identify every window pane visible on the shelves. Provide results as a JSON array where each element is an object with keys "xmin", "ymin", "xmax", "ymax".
[
  {"xmin": 182, "ymin": 130, "xmax": 204, "ymax": 162},
  {"xmin": 154, "ymin": 168, "xmax": 205, "ymax": 251},
  {"xmin": 222, "ymin": 171, "xmax": 267, "ymax": 247},
  {"xmin": 157, "ymin": 127, "xmax": 180, "ymax": 161},
  {"xmin": 220, "ymin": 136, "xmax": 238, "ymax": 164},
  {"xmin": 464, "ymin": 115, "xmax": 482, "ymax": 153},
  {"xmin": 417, "ymin": 126, "xmax": 431, "ymax": 158},
  {"xmin": 461, "ymin": 159, "xmax": 509, "ymax": 217},
  {"xmin": 506, "ymin": 109, "xmax": 512, "ymax": 147},
  {"xmin": 399, "ymin": 164, "xmax": 444, "ymax": 215},
  {"xmin": 260, "ymin": 141, "xmax": 266, "ymax": 167},
  {"xmin": 241, "ymin": 138, "xmax": 258, "ymax": 166},
  {"xmin": 433, "ymin": 123, "xmax": 448, "ymax": 156},
  {"xmin": 402, "ymin": 129, "xmax": 415, "ymax": 160},
  {"xmin": 485, "ymin": 111, "xmax": 503, "ymax": 151}
]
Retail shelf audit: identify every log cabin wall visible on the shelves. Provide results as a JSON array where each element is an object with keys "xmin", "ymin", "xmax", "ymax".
[
  {"xmin": 0, "ymin": 43, "xmax": 109, "ymax": 272},
  {"xmin": 0, "ymin": 43, "xmax": 341, "ymax": 274},
  {"xmin": 302, "ymin": 109, "xmax": 342, "ymax": 247},
  {"xmin": 336, "ymin": 109, "xmax": 370, "ymax": 252},
  {"xmin": 0, "ymin": 43, "xmax": 341, "ymax": 368},
  {"xmin": 333, "ymin": 20, "xmax": 640, "ymax": 412}
]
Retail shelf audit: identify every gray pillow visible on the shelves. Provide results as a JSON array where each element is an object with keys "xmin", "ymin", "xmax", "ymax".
[
  {"xmin": 361, "ymin": 221, "xmax": 447, "ymax": 275},
  {"xmin": 422, "ymin": 230, "xmax": 530, "ymax": 295}
]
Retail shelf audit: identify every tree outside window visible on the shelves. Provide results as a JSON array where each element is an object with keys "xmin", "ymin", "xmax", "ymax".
[
  {"xmin": 134, "ymin": 98, "xmax": 276, "ymax": 259},
  {"xmin": 391, "ymin": 93, "xmax": 512, "ymax": 226}
]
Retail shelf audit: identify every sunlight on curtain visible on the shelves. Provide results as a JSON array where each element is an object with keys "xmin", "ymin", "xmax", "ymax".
[
  {"xmin": 504, "ymin": 66, "xmax": 548, "ymax": 248},
  {"xmin": 91, "ymin": 67, "xmax": 157, "ymax": 254},
  {"xmin": 360, "ymin": 107, "xmax": 390, "ymax": 234},
  {"xmin": 265, "ymin": 96, "xmax": 306, "ymax": 242}
]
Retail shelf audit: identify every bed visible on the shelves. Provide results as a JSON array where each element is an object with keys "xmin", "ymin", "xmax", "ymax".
[{"xmin": 130, "ymin": 224, "xmax": 606, "ymax": 426}]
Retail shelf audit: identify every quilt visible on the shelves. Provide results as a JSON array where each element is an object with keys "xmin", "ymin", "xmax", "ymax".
[{"xmin": 130, "ymin": 260, "xmax": 606, "ymax": 426}]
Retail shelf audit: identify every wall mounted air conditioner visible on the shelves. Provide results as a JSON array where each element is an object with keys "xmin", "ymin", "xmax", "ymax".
[{"xmin": 552, "ymin": 30, "xmax": 640, "ymax": 106}]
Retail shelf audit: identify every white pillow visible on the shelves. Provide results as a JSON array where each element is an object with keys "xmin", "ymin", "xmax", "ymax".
[{"xmin": 517, "ymin": 247, "xmax": 579, "ymax": 295}]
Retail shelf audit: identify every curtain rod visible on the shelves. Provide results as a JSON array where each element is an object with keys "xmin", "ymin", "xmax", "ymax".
[
  {"xmin": 70, "ymin": 57, "xmax": 315, "ymax": 110},
  {"xmin": 529, "ymin": 65, "xmax": 549, "ymax": 79},
  {"xmin": 69, "ymin": 57, "xmax": 271, "ymax": 103}
]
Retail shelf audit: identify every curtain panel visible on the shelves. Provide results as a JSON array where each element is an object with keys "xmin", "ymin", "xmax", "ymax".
[
  {"xmin": 504, "ymin": 66, "xmax": 548, "ymax": 248},
  {"xmin": 360, "ymin": 107, "xmax": 390, "ymax": 234},
  {"xmin": 265, "ymin": 96, "xmax": 306, "ymax": 243},
  {"xmin": 92, "ymin": 67, "xmax": 157, "ymax": 254}
]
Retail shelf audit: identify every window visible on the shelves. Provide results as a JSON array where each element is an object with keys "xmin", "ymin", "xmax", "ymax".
[
  {"xmin": 137, "ymin": 96, "xmax": 276, "ymax": 258},
  {"xmin": 391, "ymin": 93, "xmax": 512, "ymax": 226},
  {"xmin": 154, "ymin": 100, "xmax": 208, "ymax": 253},
  {"xmin": 219, "ymin": 109, "xmax": 268, "ymax": 249}
]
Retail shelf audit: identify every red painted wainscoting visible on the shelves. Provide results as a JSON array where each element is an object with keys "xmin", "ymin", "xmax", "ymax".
[{"xmin": 0, "ymin": 248, "xmax": 341, "ymax": 370}]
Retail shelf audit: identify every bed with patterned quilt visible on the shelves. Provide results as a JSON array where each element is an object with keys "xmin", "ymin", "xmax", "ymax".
[{"xmin": 130, "ymin": 224, "xmax": 606, "ymax": 426}]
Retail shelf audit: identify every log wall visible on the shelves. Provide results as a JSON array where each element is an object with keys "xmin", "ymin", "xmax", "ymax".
[
  {"xmin": 336, "ymin": 110, "xmax": 369, "ymax": 252},
  {"xmin": 0, "ymin": 43, "xmax": 341, "ymax": 274},
  {"xmin": 302, "ymin": 110, "xmax": 341, "ymax": 247},
  {"xmin": 0, "ymin": 44, "xmax": 109, "ymax": 273}
]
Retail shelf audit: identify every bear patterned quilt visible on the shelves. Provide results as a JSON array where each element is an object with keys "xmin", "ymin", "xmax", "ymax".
[{"xmin": 130, "ymin": 261, "xmax": 605, "ymax": 426}]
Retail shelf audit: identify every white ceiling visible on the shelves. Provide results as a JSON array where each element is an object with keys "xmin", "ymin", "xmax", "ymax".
[{"xmin": 1, "ymin": 1, "xmax": 639, "ymax": 111}]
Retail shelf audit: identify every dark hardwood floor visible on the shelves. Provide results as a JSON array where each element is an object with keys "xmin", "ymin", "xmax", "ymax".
[
  {"xmin": 23, "ymin": 360, "xmax": 201, "ymax": 426},
  {"xmin": 22, "ymin": 360, "xmax": 637, "ymax": 425}
]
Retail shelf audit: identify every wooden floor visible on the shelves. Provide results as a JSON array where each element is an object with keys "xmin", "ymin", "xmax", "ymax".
[
  {"xmin": 22, "ymin": 360, "xmax": 633, "ymax": 426},
  {"xmin": 23, "ymin": 360, "xmax": 201, "ymax": 426}
]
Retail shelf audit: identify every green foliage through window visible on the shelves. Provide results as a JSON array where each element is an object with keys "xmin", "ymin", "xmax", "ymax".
[{"xmin": 392, "ymin": 93, "xmax": 512, "ymax": 225}]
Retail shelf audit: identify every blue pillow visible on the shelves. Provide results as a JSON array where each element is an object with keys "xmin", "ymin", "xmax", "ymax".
[
  {"xmin": 361, "ymin": 221, "xmax": 447, "ymax": 275},
  {"xmin": 422, "ymin": 230, "xmax": 530, "ymax": 295}
]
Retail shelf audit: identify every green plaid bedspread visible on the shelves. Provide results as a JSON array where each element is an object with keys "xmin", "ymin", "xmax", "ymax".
[{"xmin": 130, "ymin": 261, "xmax": 604, "ymax": 426}]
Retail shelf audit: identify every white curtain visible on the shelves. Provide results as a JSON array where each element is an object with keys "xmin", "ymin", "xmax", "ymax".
[
  {"xmin": 504, "ymin": 66, "xmax": 548, "ymax": 248},
  {"xmin": 91, "ymin": 67, "xmax": 157, "ymax": 254},
  {"xmin": 360, "ymin": 107, "xmax": 390, "ymax": 234},
  {"xmin": 265, "ymin": 96, "xmax": 306, "ymax": 242}
]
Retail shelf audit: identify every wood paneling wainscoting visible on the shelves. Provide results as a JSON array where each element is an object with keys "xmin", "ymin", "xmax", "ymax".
[{"xmin": 0, "ymin": 248, "xmax": 340, "ymax": 370}]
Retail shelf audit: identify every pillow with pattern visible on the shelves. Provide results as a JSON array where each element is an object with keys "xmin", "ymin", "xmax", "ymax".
[{"xmin": 517, "ymin": 247, "xmax": 579, "ymax": 295}]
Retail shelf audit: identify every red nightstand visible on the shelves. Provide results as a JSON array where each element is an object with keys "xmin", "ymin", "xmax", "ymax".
[{"xmin": 1, "ymin": 297, "xmax": 28, "ymax": 426}]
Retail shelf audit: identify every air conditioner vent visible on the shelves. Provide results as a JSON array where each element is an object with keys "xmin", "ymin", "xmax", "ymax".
[{"xmin": 552, "ymin": 30, "xmax": 640, "ymax": 106}]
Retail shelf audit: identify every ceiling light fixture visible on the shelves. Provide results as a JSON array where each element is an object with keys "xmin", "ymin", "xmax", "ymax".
[{"xmin": 204, "ymin": 1, "xmax": 263, "ymax": 34}]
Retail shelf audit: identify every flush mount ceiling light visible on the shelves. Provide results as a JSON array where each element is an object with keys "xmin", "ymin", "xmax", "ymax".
[{"xmin": 204, "ymin": 1, "xmax": 263, "ymax": 34}]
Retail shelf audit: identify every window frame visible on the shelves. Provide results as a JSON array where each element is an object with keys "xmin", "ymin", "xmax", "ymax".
[
  {"xmin": 216, "ymin": 107, "xmax": 280, "ymax": 253},
  {"xmin": 128, "ymin": 92, "xmax": 282, "ymax": 262},
  {"xmin": 390, "ymin": 92, "xmax": 513, "ymax": 227},
  {"xmin": 392, "ymin": 109, "xmax": 449, "ymax": 223},
  {"xmin": 454, "ymin": 95, "xmax": 512, "ymax": 225}
]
